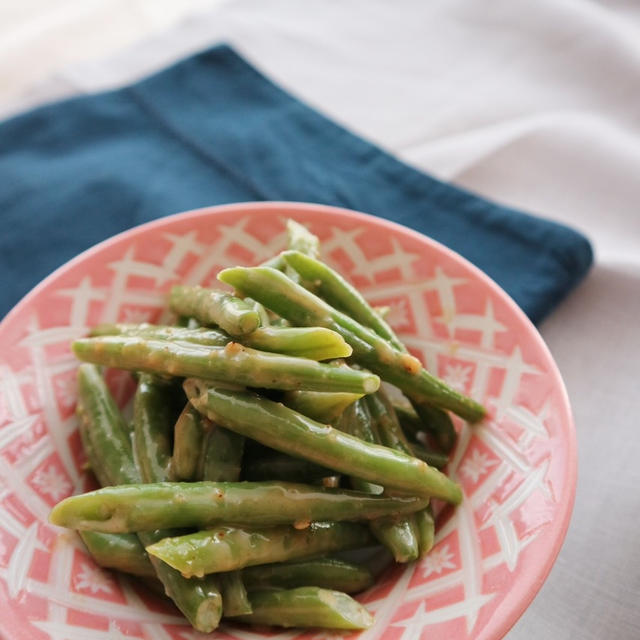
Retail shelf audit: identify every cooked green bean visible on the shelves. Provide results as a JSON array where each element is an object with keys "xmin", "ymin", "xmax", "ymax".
[
  {"xmin": 392, "ymin": 402, "xmax": 423, "ymax": 439},
  {"xmin": 286, "ymin": 220, "xmax": 320, "ymax": 259},
  {"xmin": 243, "ymin": 452, "xmax": 331, "ymax": 483},
  {"xmin": 283, "ymin": 250, "xmax": 403, "ymax": 350},
  {"xmin": 410, "ymin": 442, "xmax": 449, "ymax": 469},
  {"xmin": 133, "ymin": 374, "xmax": 225, "ymax": 630},
  {"xmin": 76, "ymin": 393, "xmax": 156, "ymax": 579},
  {"xmin": 366, "ymin": 394, "xmax": 439, "ymax": 554},
  {"xmin": 73, "ymin": 336, "xmax": 377, "ymax": 394},
  {"xmin": 365, "ymin": 390, "xmax": 412, "ymax": 455},
  {"xmin": 244, "ymin": 297, "xmax": 271, "ymax": 327},
  {"xmin": 281, "ymin": 390, "xmax": 363, "ymax": 423},
  {"xmin": 185, "ymin": 382, "xmax": 462, "ymax": 503},
  {"xmin": 197, "ymin": 392, "xmax": 249, "ymax": 615},
  {"xmin": 171, "ymin": 401, "xmax": 246, "ymax": 484},
  {"xmin": 133, "ymin": 374, "xmax": 182, "ymax": 484},
  {"xmin": 244, "ymin": 326, "xmax": 352, "ymax": 360},
  {"xmin": 89, "ymin": 323, "xmax": 352, "ymax": 361},
  {"xmin": 196, "ymin": 421, "xmax": 245, "ymax": 483},
  {"xmin": 219, "ymin": 571, "xmax": 252, "ymax": 616},
  {"xmin": 90, "ymin": 323, "xmax": 231, "ymax": 345},
  {"xmin": 76, "ymin": 364, "xmax": 138, "ymax": 486},
  {"xmin": 415, "ymin": 505, "xmax": 436, "ymax": 557},
  {"xmin": 78, "ymin": 531, "xmax": 155, "ymax": 578},
  {"xmin": 410, "ymin": 398, "xmax": 458, "ymax": 453},
  {"xmin": 145, "ymin": 522, "xmax": 373, "ymax": 577},
  {"xmin": 281, "ymin": 219, "xmax": 321, "ymax": 284},
  {"xmin": 394, "ymin": 401, "xmax": 455, "ymax": 457},
  {"xmin": 242, "ymin": 558, "xmax": 374, "ymax": 594},
  {"xmin": 340, "ymin": 399, "xmax": 419, "ymax": 563},
  {"xmin": 171, "ymin": 403, "xmax": 208, "ymax": 481},
  {"xmin": 76, "ymin": 365, "xmax": 223, "ymax": 632},
  {"xmin": 169, "ymin": 285, "xmax": 260, "ymax": 336},
  {"xmin": 49, "ymin": 480, "xmax": 429, "ymax": 533},
  {"xmin": 237, "ymin": 587, "xmax": 373, "ymax": 629}
]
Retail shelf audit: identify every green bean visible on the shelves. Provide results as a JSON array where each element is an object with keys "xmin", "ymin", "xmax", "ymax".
[
  {"xmin": 73, "ymin": 336, "xmax": 377, "ymax": 394},
  {"xmin": 340, "ymin": 399, "xmax": 419, "ymax": 563},
  {"xmin": 365, "ymin": 390, "xmax": 412, "ymax": 455},
  {"xmin": 219, "ymin": 571, "xmax": 252, "ymax": 616},
  {"xmin": 410, "ymin": 398, "xmax": 458, "ymax": 453},
  {"xmin": 369, "ymin": 391, "xmax": 446, "ymax": 561},
  {"xmin": 89, "ymin": 323, "xmax": 352, "ymax": 361},
  {"xmin": 237, "ymin": 587, "xmax": 373, "ymax": 629},
  {"xmin": 145, "ymin": 522, "xmax": 372, "ymax": 577},
  {"xmin": 218, "ymin": 266, "xmax": 485, "ymax": 422},
  {"xmin": 244, "ymin": 326, "xmax": 351, "ymax": 360},
  {"xmin": 197, "ymin": 426, "xmax": 245, "ymax": 483},
  {"xmin": 244, "ymin": 297, "xmax": 271, "ymax": 327},
  {"xmin": 373, "ymin": 305, "xmax": 390, "ymax": 319},
  {"xmin": 281, "ymin": 390, "xmax": 362, "ymax": 423},
  {"xmin": 90, "ymin": 323, "xmax": 231, "ymax": 345},
  {"xmin": 77, "ymin": 397, "xmax": 155, "ymax": 579},
  {"xmin": 281, "ymin": 220, "xmax": 320, "ymax": 284},
  {"xmin": 371, "ymin": 518, "xmax": 419, "ymax": 564},
  {"xmin": 76, "ymin": 364, "xmax": 138, "ymax": 486},
  {"xmin": 169, "ymin": 285, "xmax": 260, "ymax": 336},
  {"xmin": 134, "ymin": 539, "xmax": 222, "ymax": 633},
  {"xmin": 392, "ymin": 403, "xmax": 423, "ymax": 439},
  {"xmin": 394, "ymin": 401, "xmax": 454, "ymax": 457},
  {"xmin": 410, "ymin": 442, "xmax": 449, "ymax": 469},
  {"xmin": 196, "ymin": 388, "xmax": 249, "ymax": 614},
  {"xmin": 76, "ymin": 395, "xmax": 156, "ymax": 579},
  {"xmin": 340, "ymin": 398, "xmax": 378, "ymax": 444},
  {"xmin": 242, "ymin": 558, "xmax": 373, "ymax": 594},
  {"xmin": 133, "ymin": 375, "xmax": 225, "ymax": 630},
  {"xmin": 185, "ymin": 382, "xmax": 461, "ymax": 503},
  {"xmin": 283, "ymin": 250, "xmax": 403, "ymax": 350},
  {"xmin": 259, "ymin": 253, "xmax": 287, "ymax": 271},
  {"xmin": 243, "ymin": 437, "xmax": 338, "ymax": 489},
  {"xmin": 170, "ymin": 403, "xmax": 207, "ymax": 481},
  {"xmin": 286, "ymin": 220, "xmax": 320, "ymax": 259},
  {"xmin": 243, "ymin": 453, "xmax": 331, "ymax": 483},
  {"xmin": 415, "ymin": 505, "xmax": 436, "ymax": 556},
  {"xmin": 133, "ymin": 375, "xmax": 183, "ymax": 484},
  {"xmin": 77, "ymin": 405, "xmax": 114, "ymax": 489},
  {"xmin": 49, "ymin": 481, "xmax": 429, "ymax": 533},
  {"xmin": 78, "ymin": 531, "xmax": 155, "ymax": 578},
  {"xmin": 76, "ymin": 365, "xmax": 223, "ymax": 632},
  {"xmin": 172, "ymin": 398, "xmax": 245, "ymax": 483}
]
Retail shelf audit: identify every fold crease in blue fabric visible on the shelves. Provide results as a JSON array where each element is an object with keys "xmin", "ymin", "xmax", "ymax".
[{"xmin": 0, "ymin": 44, "xmax": 592, "ymax": 323}]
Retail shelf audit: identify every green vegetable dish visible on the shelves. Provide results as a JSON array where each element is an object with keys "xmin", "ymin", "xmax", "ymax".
[{"xmin": 51, "ymin": 219, "xmax": 486, "ymax": 633}]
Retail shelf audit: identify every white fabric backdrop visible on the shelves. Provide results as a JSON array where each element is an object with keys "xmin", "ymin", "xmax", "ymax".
[{"xmin": 1, "ymin": 1, "xmax": 638, "ymax": 638}]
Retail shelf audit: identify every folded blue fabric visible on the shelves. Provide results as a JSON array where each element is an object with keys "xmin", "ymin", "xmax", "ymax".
[{"xmin": 0, "ymin": 45, "xmax": 592, "ymax": 323}]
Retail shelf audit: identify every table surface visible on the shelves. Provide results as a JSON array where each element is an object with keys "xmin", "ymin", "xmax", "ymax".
[{"xmin": 1, "ymin": 1, "xmax": 639, "ymax": 638}]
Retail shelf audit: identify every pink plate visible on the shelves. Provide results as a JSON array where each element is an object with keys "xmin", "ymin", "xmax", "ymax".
[{"xmin": 0, "ymin": 202, "xmax": 576, "ymax": 640}]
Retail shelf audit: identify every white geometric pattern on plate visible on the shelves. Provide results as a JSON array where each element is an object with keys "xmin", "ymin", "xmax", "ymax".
[{"xmin": 0, "ymin": 205, "xmax": 572, "ymax": 640}]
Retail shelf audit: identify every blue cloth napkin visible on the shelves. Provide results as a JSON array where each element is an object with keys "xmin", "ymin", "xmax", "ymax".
[{"xmin": 0, "ymin": 45, "xmax": 592, "ymax": 323}]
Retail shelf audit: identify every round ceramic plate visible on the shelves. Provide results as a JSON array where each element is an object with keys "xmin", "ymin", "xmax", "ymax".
[{"xmin": 0, "ymin": 202, "xmax": 575, "ymax": 640}]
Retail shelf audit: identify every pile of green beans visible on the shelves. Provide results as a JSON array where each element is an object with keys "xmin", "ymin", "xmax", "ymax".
[{"xmin": 51, "ymin": 219, "xmax": 485, "ymax": 633}]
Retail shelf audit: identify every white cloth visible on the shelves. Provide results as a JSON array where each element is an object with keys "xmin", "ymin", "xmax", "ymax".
[{"xmin": 2, "ymin": 1, "xmax": 639, "ymax": 638}]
